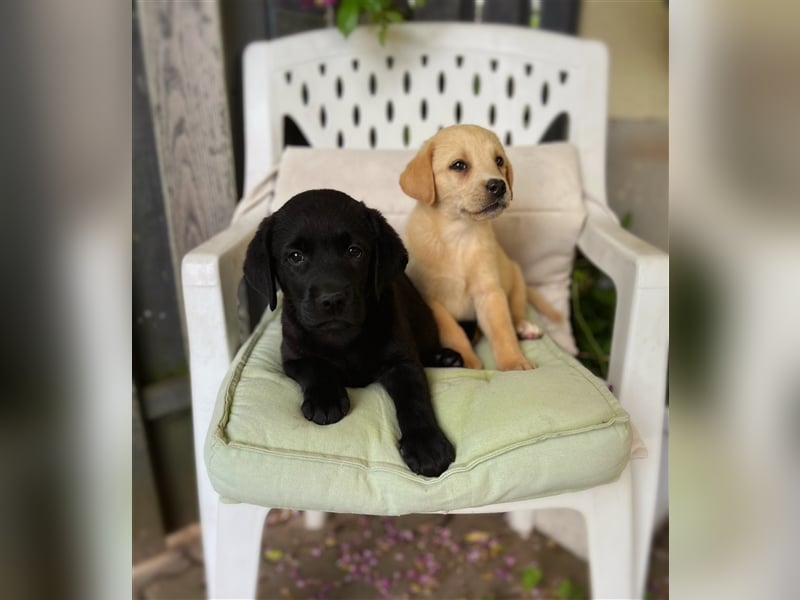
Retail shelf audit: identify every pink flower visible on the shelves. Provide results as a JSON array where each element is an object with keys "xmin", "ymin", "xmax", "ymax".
[{"xmin": 300, "ymin": 0, "xmax": 338, "ymax": 8}]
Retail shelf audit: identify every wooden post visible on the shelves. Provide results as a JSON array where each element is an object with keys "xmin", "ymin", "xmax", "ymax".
[
  {"xmin": 137, "ymin": 0, "xmax": 238, "ymax": 332},
  {"xmin": 132, "ymin": 385, "xmax": 166, "ymax": 562}
]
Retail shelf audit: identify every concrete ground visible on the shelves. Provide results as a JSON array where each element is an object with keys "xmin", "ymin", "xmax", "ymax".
[{"xmin": 133, "ymin": 511, "xmax": 668, "ymax": 599}]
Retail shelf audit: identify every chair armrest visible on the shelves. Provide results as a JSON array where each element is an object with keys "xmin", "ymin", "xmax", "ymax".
[
  {"xmin": 577, "ymin": 215, "xmax": 668, "ymax": 443},
  {"xmin": 182, "ymin": 207, "xmax": 265, "ymax": 373},
  {"xmin": 181, "ymin": 207, "xmax": 264, "ymax": 472},
  {"xmin": 577, "ymin": 214, "xmax": 668, "ymax": 591},
  {"xmin": 181, "ymin": 206, "xmax": 265, "ymax": 591}
]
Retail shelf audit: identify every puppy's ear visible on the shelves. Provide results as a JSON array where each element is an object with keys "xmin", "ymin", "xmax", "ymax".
[
  {"xmin": 399, "ymin": 140, "xmax": 436, "ymax": 205},
  {"xmin": 243, "ymin": 216, "xmax": 278, "ymax": 311},
  {"xmin": 367, "ymin": 207, "xmax": 408, "ymax": 300},
  {"xmin": 504, "ymin": 152, "xmax": 514, "ymax": 201}
]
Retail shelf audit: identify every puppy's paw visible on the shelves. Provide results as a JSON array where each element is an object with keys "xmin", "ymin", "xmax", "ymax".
[
  {"xmin": 462, "ymin": 352, "xmax": 484, "ymax": 370},
  {"xmin": 516, "ymin": 320, "xmax": 542, "ymax": 340},
  {"xmin": 301, "ymin": 387, "xmax": 350, "ymax": 425},
  {"xmin": 496, "ymin": 354, "xmax": 536, "ymax": 371},
  {"xmin": 432, "ymin": 348, "xmax": 464, "ymax": 368},
  {"xmin": 399, "ymin": 427, "xmax": 455, "ymax": 477},
  {"xmin": 465, "ymin": 358, "xmax": 484, "ymax": 370}
]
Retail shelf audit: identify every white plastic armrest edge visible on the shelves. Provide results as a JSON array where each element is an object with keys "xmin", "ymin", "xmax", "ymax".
[
  {"xmin": 577, "ymin": 214, "xmax": 668, "ymax": 289},
  {"xmin": 182, "ymin": 208, "xmax": 264, "ymax": 289},
  {"xmin": 180, "ymin": 207, "xmax": 265, "ymax": 597},
  {"xmin": 181, "ymin": 207, "xmax": 264, "ymax": 406},
  {"xmin": 578, "ymin": 215, "xmax": 669, "ymax": 596},
  {"xmin": 577, "ymin": 214, "xmax": 669, "ymax": 434}
]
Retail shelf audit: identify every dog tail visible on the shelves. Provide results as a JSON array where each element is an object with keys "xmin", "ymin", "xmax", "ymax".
[{"xmin": 526, "ymin": 286, "xmax": 564, "ymax": 322}]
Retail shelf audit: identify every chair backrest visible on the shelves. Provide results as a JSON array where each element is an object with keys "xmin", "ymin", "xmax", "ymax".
[{"xmin": 243, "ymin": 22, "xmax": 609, "ymax": 204}]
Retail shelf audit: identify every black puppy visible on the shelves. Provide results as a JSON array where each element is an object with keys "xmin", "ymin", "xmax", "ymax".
[{"xmin": 244, "ymin": 189, "xmax": 461, "ymax": 477}]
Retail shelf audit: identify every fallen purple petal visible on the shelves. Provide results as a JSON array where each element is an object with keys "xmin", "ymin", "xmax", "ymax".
[{"xmin": 233, "ymin": 512, "xmax": 664, "ymax": 600}]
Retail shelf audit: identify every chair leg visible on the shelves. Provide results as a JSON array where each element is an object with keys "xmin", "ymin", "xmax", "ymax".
[
  {"xmin": 632, "ymin": 421, "xmax": 666, "ymax": 595},
  {"xmin": 304, "ymin": 510, "xmax": 326, "ymax": 530},
  {"xmin": 212, "ymin": 502, "xmax": 270, "ymax": 599},
  {"xmin": 506, "ymin": 509, "xmax": 536, "ymax": 539},
  {"xmin": 585, "ymin": 468, "xmax": 634, "ymax": 599},
  {"xmin": 196, "ymin": 472, "xmax": 221, "ymax": 594}
]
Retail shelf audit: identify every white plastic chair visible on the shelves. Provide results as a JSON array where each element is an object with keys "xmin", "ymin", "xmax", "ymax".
[{"xmin": 182, "ymin": 23, "xmax": 668, "ymax": 599}]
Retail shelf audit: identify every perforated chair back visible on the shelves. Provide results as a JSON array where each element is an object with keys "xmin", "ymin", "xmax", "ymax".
[{"xmin": 243, "ymin": 23, "xmax": 609, "ymax": 204}]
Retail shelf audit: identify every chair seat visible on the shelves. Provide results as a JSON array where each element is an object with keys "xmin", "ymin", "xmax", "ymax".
[{"xmin": 205, "ymin": 297, "xmax": 631, "ymax": 516}]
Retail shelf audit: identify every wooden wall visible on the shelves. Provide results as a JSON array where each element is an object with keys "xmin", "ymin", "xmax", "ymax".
[
  {"xmin": 133, "ymin": 0, "xmax": 239, "ymax": 558},
  {"xmin": 137, "ymin": 0, "xmax": 238, "ymax": 318}
]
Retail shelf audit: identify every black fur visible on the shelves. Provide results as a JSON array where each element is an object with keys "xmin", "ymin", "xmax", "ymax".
[{"xmin": 244, "ymin": 189, "xmax": 459, "ymax": 477}]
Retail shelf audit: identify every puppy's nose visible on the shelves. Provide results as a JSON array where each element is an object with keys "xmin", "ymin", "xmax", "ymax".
[
  {"xmin": 486, "ymin": 178, "xmax": 506, "ymax": 198},
  {"xmin": 318, "ymin": 290, "xmax": 346, "ymax": 314}
]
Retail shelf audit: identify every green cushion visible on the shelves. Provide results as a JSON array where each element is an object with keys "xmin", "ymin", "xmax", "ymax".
[{"xmin": 205, "ymin": 297, "xmax": 631, "ymax": 515}]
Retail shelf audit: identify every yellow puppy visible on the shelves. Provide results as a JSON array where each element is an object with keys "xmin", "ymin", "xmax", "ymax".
[{"xmin": 400, "ymin": 125, "xmax": 562, "ymax": 371}]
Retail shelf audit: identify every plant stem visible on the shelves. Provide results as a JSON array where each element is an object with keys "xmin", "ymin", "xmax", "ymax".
[{"xmin": 571, "ymin": 278, "xmax": 609, "ymax": 378}]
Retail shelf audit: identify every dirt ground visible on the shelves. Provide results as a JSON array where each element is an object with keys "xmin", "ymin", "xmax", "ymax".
[{"xmin": 134, "ymin": 510, "xmax": 668, "ymax": 599}]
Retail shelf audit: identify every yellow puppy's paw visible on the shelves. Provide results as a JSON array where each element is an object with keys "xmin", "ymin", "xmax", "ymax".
[
  {"xmin": 497, "ymin": 355, "xmax": 536, "ymax": 371},
  {"xmin": 516, "ymin": 320, "xmax": 542, "ymax": 340},
  {"xmin": 463, "ymin": 354, "xmax": 484, "ymax": 370}
]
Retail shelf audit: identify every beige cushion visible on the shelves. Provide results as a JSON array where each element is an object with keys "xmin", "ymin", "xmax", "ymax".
[
  {"xmin": 205, "ymin": 298, "xmax": 631, "ymax": 515},
  {"xmin": 270, "ymin": 143, "xmax": 586, "ymax": 353}
]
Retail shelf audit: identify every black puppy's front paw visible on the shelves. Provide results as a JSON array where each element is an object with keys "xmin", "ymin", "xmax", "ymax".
[
  {"xmin": 399, "ymin": 427, "xmax": 455, "ymax": 477},
  {"xmin": 301, "ymin": 386, "xmax": 350, "ymax": 425},
  {"xmin": 432, "ymin": 348, "xmax": 464, "ymax": 368}
]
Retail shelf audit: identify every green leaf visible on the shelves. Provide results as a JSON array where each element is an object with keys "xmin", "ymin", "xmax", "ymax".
[
  {"xmin": 521, "ymin": 566, "xmax": 543, "ymax": 590},
  {"xmin": 589, "ymin": 287, "xmax": 616, "ymax": 307},
  {"xmin": 556, "ymin": 579, "xmax": 573, "ymax": 598},
  {"xmin": 385, "ymin": 9, "xmax": 404, "ymax": 23},
  {"xmin": 572, "ymin": 269, "xmax": 589, "ymax": 285},
  {"xmin": 556, "ymin": 579, "xmax": 587, "ymax": 600},
  {"xmin": 572, "ymin": 585, "xmax": 587, "ymax": 599},
  {"xmin": 621, "ymin": 211, "xmax": 633, "ymax": 229},
  {"xmin": 362, "ymin": 0, "xmax": 384, "ymax": 13},
  {"xmin": 336, "ymin": 0, "xmax": 361, "ymax": 37}
]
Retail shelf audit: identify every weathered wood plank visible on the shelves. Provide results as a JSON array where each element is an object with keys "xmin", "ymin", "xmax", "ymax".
[
  {"xmin": 133, "ymin": 385, "xmax": 166, "ymax": 563},
  {"xmin": 133, "ymin": 3, "xmax": 188, "ymax": 379},
  {"xmin": 137, "ymin": 0, "xmax": 237, "ymax": 316}
]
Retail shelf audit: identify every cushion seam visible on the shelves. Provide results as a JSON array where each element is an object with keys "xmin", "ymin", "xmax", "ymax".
[
  {"xmin": 216, "ymin": 302, "xmax": 280, "ymax": 444},
  {"xmin": 221, "ymin": 420, "xmax": 630, "ymax": 484}
]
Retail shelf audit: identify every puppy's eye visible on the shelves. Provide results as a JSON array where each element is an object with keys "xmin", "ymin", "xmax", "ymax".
[
  {"xmin": 496, "ymin": 156, "xmax": 504, "ymax": 168},
  {"xmin": 450, "ymin": 160, "xmax": 467, "ymax": 171},
  {"xmin": 287, "ymin": 251, "xmax": 304, "ymax": 264},
  {"xmin": 347, "ymin": 245, "xmax": 363, "ymax": 259}
]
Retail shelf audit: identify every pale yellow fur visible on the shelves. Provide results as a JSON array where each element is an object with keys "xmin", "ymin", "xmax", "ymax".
[{"xmin": 400, "ymin": 125, "xmax": 562, "ymax": 371}]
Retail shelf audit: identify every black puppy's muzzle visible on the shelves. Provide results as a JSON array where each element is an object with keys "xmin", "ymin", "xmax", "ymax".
[
  {"xmin": 302, "ymin": 281, "xmax": 362, "ymax": 330},
  {"xmin": 317, "ymin": 289, "xmax": 346, "ymax": 316}
]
